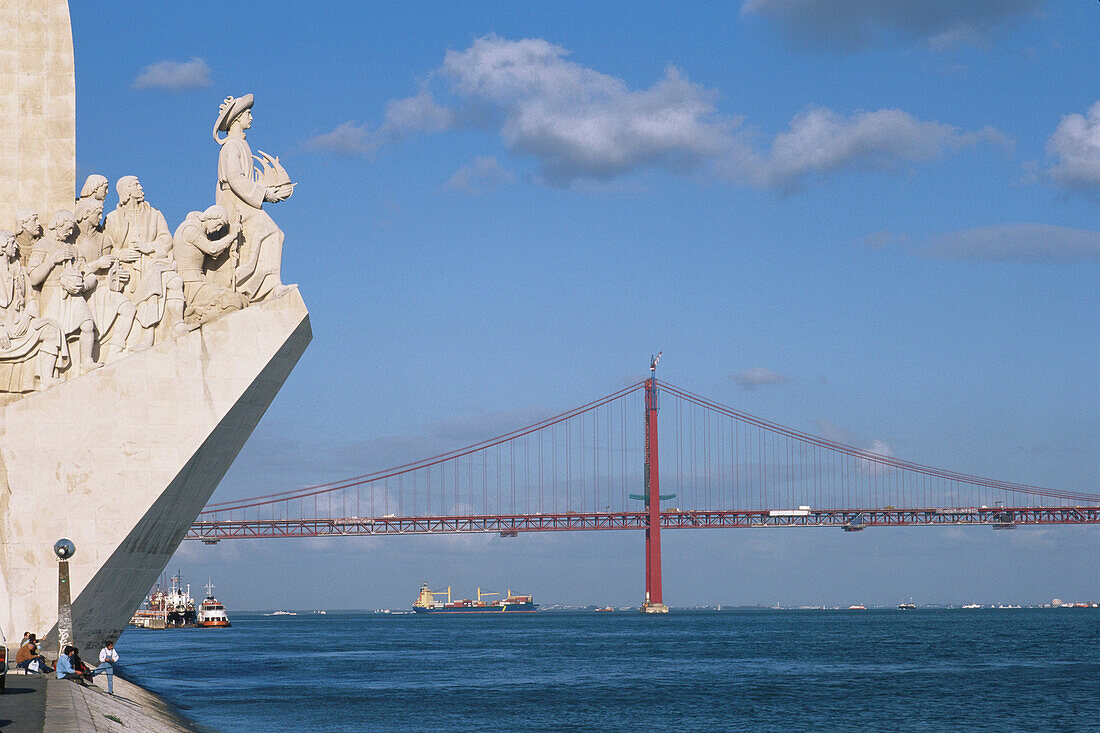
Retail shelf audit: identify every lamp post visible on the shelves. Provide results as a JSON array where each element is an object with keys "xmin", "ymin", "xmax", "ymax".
[{"xmin": 54, "ymin": 538, "xmax": 75, "ymax": 654}]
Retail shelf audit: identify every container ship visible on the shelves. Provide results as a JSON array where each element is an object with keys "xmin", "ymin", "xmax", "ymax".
[{"xmin": 413, "ymin": 583, "xmax": 538, "ymax": 613}]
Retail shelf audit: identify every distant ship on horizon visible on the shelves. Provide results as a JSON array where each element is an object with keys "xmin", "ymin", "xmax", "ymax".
[{"xmin": 413, "ymin": 583, "xmax": 538, "ymax": 614}]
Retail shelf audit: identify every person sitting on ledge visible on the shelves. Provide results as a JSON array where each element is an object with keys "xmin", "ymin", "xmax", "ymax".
[
  {"xmin": 56, "ymin": 645, "xmax": 88, "ymax": 684},
  {"xmin": 71, "ymin": 647, "xmax": 96, "ymax": 683},
  {"xmin": 15, "ymin": 633, "xmax": 53, "ymax": 673}
]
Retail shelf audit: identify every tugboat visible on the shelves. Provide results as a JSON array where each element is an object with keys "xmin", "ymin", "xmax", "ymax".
[
  {"xmin": 197, "ymin": 581, "xmax": 232, "ymax": 627},
  {"xmin": 412, "ymin": 583, "xmax": 538, "ymax": 613}
]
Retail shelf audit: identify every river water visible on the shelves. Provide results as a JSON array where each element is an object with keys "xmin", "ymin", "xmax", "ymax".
[{"xmin": 118, "ymin": 608, "xmax": 1098, "ymax": 731}]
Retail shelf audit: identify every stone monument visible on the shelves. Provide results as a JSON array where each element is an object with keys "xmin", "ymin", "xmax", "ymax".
[
  {"xmin": 0, "ymin": 0, "xmax": 76, "ymax": 228},
  {"xmin": 0, "ymin": 0, "xmax": 312, "ymax": 654}
]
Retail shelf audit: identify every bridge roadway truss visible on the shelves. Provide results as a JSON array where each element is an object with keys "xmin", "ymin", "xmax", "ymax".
[{"xmin": 186, "ymin": 506, "xmax": 1100, "ymax": 541}]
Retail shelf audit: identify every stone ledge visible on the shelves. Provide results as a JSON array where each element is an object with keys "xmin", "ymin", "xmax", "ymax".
[{"xmin": 41, "ymin": 674, "xmax": 199, "ymax": 732}]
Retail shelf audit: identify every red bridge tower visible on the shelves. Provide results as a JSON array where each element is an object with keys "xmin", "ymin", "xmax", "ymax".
[{"xmin": 642, "ymin": 352, "xmax": 669, "ymax": 613}]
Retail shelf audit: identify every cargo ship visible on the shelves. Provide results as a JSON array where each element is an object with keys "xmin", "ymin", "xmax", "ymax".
[
  {"xmin": 197, "ymin": 581, "xmax": 231, "ymax": 628},
  {"xmin": 129, "ymin": 572, "xmax": 197, "ymax": 629},
  {"xmin": 413, "ymin": 583, "xmax": 538, "ymax": 613}
]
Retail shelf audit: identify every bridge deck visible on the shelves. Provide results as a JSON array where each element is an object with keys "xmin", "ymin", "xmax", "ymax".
[{"xmin": 186, "ymin": 506, "xmax": 1100, "ymax": 540}]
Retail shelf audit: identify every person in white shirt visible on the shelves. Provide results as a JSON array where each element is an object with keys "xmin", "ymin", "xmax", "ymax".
[{"xmin": 96, "ymin": 640, "xmax": 119, "ymax": 693}]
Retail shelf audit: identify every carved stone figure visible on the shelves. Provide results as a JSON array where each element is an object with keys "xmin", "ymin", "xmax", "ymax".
[
  {"xmin": 78, "ymin": 174, "xmax": 109, "ymax": 206},
  {"xmin": 75, "ymin": 198, "xmax": 135, "ymax": 361},
  {"xmin": 15, "ymin": 211, "xmax": 44, "ymax": 268},
  {"xmin": 104, "ymin": 176, "xmax": 192, "ymax": 346},
  {"xmin": 214, "ymin": 94, "xmax": 295, "ymax": 303},
  {"xmin": 172, "ymin": 205, "xmax": 247, "ymax": 323},
  {"xmin": 28, "ymin": 211, "xmax": 100, "ymax": 372},
  {"xmin": 0, "ymin": 230, "xmax": 68, "ymax": 390}
]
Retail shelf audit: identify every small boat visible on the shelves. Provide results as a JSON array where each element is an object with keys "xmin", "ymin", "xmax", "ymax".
[
  {"xmin": 197, "ymin": 581, "xmax": 231, "ymax": 628},
  {"xmin": 898, "ymin": 599, "xmax": 916, "ymax": 610}
]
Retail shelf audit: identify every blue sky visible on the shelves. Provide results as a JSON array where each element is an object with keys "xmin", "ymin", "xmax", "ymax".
[{"xmin": 69, "ymin": 1, "xmax": 1097, "ymax": 609}]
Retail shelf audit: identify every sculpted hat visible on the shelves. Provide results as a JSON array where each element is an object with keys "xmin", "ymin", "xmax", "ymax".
[{"xmin": 216, "ymin": 94, "xmax": 254, "ymax": 133}]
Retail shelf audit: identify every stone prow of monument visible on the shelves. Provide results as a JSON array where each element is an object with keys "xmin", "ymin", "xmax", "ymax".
[
  {"xmin": 0, "ymin": 289, "xmax": 311, "ymax": 651},
  {"xmin": 0, "ymin": 0, "xmax": 312, "ymax": 652}
]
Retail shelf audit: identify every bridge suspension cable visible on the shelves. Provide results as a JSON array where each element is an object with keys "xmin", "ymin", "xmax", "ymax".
[{"xmin": 197, "ymin": 379, "xmax": 1097, "ymax": 527}]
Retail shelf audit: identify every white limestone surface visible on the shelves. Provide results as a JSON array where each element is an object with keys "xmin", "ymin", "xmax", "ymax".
[
  {"xmin": 0, "ymin": 288, "xmax": 311, "ymax": 652},
  {"xmin": 45, "ymin": 674, "xmax": 198, "ymax": 732},
  {"xmin": 0, "ymin": 0, "xmax": 77, "ymax": 227}
]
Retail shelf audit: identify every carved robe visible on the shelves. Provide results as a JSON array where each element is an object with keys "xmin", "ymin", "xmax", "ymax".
[
  {"xmin": 76, "ymin": 229, "xmax": 132, "ymax": 342},
  {"xmin": 30, "ymin": 237, "xmax": 95, "ymax": 335},
  {"xmin": 216, "ymin": 136, "xmax": 283, "ymax": 301},
  {"xmin": 0, "ymin": 260, "xmax": 68, "ymax": 391},
  {"xmin": 103, "ymin": 202, "xmax": 180, "ymax": 328}
]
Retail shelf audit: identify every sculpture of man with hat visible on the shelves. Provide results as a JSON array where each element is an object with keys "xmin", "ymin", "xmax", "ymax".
[{"xmin": 213, "ymin": 93, "xmax": 295, "ymax": 304}]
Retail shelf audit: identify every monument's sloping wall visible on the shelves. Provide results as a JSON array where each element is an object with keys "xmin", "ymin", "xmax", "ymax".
[
  {"xmin": 0, "ymin": 289, "xmax": 311, "ymax": 649},
  {"xmin": 0, "ymin": 0, "xmax": 77, "ymax": 226}
]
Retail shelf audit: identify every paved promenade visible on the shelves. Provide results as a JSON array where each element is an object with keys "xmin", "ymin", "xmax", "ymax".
[{"xmin": 0, "ymin": 670, "xmax": 199, "ymax": 732}]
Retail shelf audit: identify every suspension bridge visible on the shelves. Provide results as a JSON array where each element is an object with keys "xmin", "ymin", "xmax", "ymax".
[{"xmin": 187, "ymin": 357, "xmax": 1099, "ymax": 612}]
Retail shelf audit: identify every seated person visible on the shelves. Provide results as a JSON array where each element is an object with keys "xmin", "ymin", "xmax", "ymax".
[
  {"xmin": 71, "ymin": 648, "xmax": 96, "ymax": 683},
  {"xmin": 15, "ymin": 634, "xmax": 53, "ymax": 673},
  {"xmin": 56, "ymin": 645, "xmax": 89, "ymax": 685}
]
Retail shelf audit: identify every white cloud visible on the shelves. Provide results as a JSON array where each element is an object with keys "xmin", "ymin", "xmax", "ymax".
[
  {"xmin": 814, "ymin": 419, "xmax": 895, "ymax": 475},
  {"xmin": 724, "ymin": 107, "xmax": 1010, "ymax": 192},
  {"xmin": 312, "ymin": 36, "xmax": 1005, "ymax": 190},
  {"xmin": 731, "ymin": 367, "xmax": 789, "ymax": 390},
  {"xmin": 925, "ymin": 223, "xmax": 1100, "ymax": 262},
  {"xmin": 132, "ymin": 57, "xmax": 211, "ymax": 91},
  {"xmin": 861, "ymin": 439, "xmax": 896, "ymax": 476},
  {"xmin": 1046, "ymin": 100, "xmax": 1100, "ymax": 196},
  {"xmin": 303, "ymin": 121, "xmax": 376, "ymax": 155},
  {"xmin": 381, "ymin": 88, "xmax": 456, "ymax": 138},
  {"xmin": 813, "ymin": 419, "xmax": 854, "ymax": 444},
  {"xmin": 858, "ymin": 230, "xmax": 910, "ymax": 250},
  {"xmin": 742, "ymin": 0, "xmax": 1045, "ymax": 51},
  {"xmin": 303, "ymin": 89, "xmax": 456, "ymax": 157},
  {"xmin": 439, "ymin": 36, "xmax": 733, "ymax": 186},
  {"xmin": 444, "ymin": 156, "xmax": 517, "ymax": 194}
]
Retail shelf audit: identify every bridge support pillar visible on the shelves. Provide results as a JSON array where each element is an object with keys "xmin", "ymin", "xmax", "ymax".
[{"xmin": 642, "ymin": 363, "xmax": 668, "ymax": 614}]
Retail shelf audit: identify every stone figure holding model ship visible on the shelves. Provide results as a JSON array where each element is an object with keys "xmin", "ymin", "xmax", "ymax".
[{"xmin": 214, "ymin": 94, "xmax": 296, "ymax": 303}]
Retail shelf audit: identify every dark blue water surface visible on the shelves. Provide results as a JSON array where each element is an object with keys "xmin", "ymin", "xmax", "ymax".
[{"xmin": 118, "ymin": 609, "xmax": 1099, "ymax": 732}]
